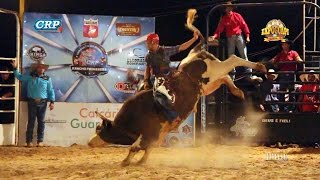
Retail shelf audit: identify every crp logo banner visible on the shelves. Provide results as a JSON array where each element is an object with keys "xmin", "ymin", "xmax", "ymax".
[
  {"xmin": 34, "ymin": 19, "xmax": 63, "ymax": 32},
  {"xmin": 18, "ymin": 101, "xmax": 123, "ymax": 147},
  {"xmin": 23, "ymin": 12, "xmax": 155, "ymax": 103},
  {"xmin": 261, "ymin": 19, "xmax": 289, "ymax": 42}
]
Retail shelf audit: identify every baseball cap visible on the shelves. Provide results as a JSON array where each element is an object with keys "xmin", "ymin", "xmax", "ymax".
[{"xmin": 146, "ymin": 33, "xmax": 159, "ymax": 43}]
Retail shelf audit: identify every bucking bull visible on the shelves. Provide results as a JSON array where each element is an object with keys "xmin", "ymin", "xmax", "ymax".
[{"xmin": 88, "ymin": 9, "xmax": 267, "ymax": 166}]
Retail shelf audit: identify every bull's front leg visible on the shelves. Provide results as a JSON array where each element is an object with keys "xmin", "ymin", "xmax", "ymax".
[
  {"xmin": 137, "ymin": 146, "xmax": 152, "ymax": 165},
  {"xmin": 121, "ymin": 134, "xmax": 143, "ymax": 167},
  {"xmin": 156, "ymin": 122, "xmax": 171, "ymax": 147}
]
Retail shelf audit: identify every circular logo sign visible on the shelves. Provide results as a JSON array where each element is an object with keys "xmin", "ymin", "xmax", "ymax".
[
  {"xmin": 71, "ymin": 42, "xmax": 108, "ymax": 77},
  {"xmin": 261, "ymin": 19, "xmax": 289, "ymax": 42},
  {"xmin": 27, "ymin": 45, "xmax": 47, "ymax": 61}
]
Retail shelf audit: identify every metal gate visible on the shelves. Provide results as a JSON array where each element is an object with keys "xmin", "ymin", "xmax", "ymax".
[
  {"xmin": 201, "ymin": 1, "xmax": 320, "ymax": 143},
  {"xmin": 0, "ymin": 8, "xmax": 21, "ymax": 145}
]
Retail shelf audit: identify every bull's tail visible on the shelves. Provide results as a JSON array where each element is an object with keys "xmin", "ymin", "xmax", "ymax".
[{"xmin": 186, "ymin": 9, "xmax": 204, "ymax": 52}]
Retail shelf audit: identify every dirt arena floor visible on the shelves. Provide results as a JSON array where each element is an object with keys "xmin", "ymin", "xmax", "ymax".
[{"xmin": 1, "ymin": 144, "xmax": 320, "ymax": 179}]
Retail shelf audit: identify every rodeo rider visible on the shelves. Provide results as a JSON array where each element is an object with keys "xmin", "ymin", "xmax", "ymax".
[{"xmin": 143, "ymin": 32, "xmax": 199, "ymax": 145}]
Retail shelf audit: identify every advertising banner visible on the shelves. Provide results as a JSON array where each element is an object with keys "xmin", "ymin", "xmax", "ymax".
[
  {"xmin": 18, "ymin": 102, "xmax": 195, "ymax": 147},
  {"xmin": 20, "ymin": 12, "xmax": 195, "ymax": 147},
  {"xmin": 22, "ymin": 12, "xmax": 155, "ymax": 103}
]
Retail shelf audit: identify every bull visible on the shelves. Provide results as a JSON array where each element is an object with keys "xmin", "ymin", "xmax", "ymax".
[{"xmin": 88, "ymin": 9, "xmax": 267, "ymax": 166}]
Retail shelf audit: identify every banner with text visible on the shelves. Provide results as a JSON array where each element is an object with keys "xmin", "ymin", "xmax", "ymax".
[{"xmin": 18, "ymin": 102, "xmax": 195, "ymax": 147}]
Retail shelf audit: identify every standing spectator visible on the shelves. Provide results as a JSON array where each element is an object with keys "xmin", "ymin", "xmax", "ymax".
[
  {"xmin": 208, "ymin": 1, "xmax": 260, "ymax": 82},
  {"xmin": 258, "ymin": 69, "xmax": 280, "ymax": 112},
  {"xmin": 298, "ymin": 71, "xmax": 319, "ymax": 112},
  {"xmin": 11, "ymin": 61, "xmax": 55, "ymax": 147},
  {"xmin": 270, "ymin": 39, "xmax": 303, "ymax": 112}
]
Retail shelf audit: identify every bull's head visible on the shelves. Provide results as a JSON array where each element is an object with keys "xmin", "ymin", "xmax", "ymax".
[{"xmin": 95, "ymin": 111, "xmax": 113, "ymax": 133}]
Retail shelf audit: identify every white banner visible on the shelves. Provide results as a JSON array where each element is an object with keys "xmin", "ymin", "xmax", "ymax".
[
  {"xmin": 18, "ymin": 102, "xmax": 122, "ymax": 146},
  {"xmin": 19, "ymin": 101, "xmax": 195, "ymax": 147}
]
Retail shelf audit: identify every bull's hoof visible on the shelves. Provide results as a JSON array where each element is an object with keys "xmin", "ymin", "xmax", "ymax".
[
  {"xmin": 256, "ymin": 63, "xmax": 267, "ymax": 73},
  {"xmin": 136, "ymin": 158, "xmax": 147, "ymax": 165},
  {"xmin": 121, "ymin": 160, "xmax": 130, "ymax": 167},
  {"xmin": 232, "ymin": 88, "xmax": 245, "ymax": 100}
]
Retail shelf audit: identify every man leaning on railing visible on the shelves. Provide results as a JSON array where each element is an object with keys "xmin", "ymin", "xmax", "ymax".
[{"xmin": 269, "ymin": 39, "xmax": 303, "ymax": 112}]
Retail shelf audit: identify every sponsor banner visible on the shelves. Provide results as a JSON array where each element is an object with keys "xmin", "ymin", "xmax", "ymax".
[
  {"xmin": 18, "ymin": 102, "xmax": 122, "ymax": 147},
  {"xmin": 34, "ymin": 19, "xmax": 63, "ymax": 32},
  {"xmin": 116, "ymin": 23, "xmax": 141, "ymax": 36},
  {"xmin": 23, "ymin": 13, "xmax": 154, "ymax": 103},
  {"xmin": 83, "ymin": 18, "xmax": 98, "ymax": 38},
  {"xmin": 163, "ymin": 114, "xmax": 195, "ymax": 147},
  {"xmin": 27, "ymin": 45, "xmax": 47, "ymax": 62},
  {"xmin": 18, "ymin": 102, "xmax": 195, "ymax": 147},
  {"xmin": 71, "ymin": 41, "xmax": 108, "ymax": 77},
  {"xmin": 261, "ymin": 19, "xmax": 289, "ymax": 42}
]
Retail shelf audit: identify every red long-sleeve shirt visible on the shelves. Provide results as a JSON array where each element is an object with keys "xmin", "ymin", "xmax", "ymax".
[{"xmin": 214, "ymin": 11, "xmax": 250, "ymax": 38}]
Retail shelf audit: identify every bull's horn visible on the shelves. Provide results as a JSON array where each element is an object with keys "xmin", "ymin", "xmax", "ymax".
[
  {"xmin": 95, "ymin": 111, "xmax": 113, "ymax": 128},
  {"xmin": 95, "ymin": 111, "xmax": 110, "ymax": 122}
]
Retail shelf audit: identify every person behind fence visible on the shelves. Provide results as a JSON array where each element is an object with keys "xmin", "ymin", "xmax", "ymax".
[
  {"xmin": 298, "ymin": 71, "xmax": 319, "ymax": 112},
  {"xmin": 207, "ymin": 1, "xmax": 261, "ymax": 82},
  {"xmin": 270, "ymin": 39, "xmax": 303, "ymax": 112},
  {"xmin": 0, "ymin": 66, "xmax": 15, "ymax": 124},
  {"xmin": 258, "ymin": 69, "xmax": 280, "ymax": 112},
  {"xmin": 11, "ymin": 60, "xmax": 55, "ymax": 147}
]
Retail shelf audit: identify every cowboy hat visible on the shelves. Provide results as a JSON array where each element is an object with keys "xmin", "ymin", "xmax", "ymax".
[
  {"xmin": 31, "ymin": 61, "xmax": 49, "ymax": 71},
  {"xmin": 265, "ymin": 69, "xmax": 278, "ymax": 81},
  {"xmin": 280, "ymin": 38, "xmax": 293, "ymax": 45},
  {"xmin": 299, "ymin": 70, "xmax": 319, "ymax": 82}
]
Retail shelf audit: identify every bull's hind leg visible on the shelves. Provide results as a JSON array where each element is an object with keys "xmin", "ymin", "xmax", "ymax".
[
  {"xmin": 222, "ymin": 75, "xmax": 245, "ymax": 99},
  {"xmin": 203, "ymin": 75, "xmax": 244, "ymax": 99},
  {"xmin": 121, "ymin": 134, "xmax": 143, "ymax": 167},
  {"xmin": 222, "ymin": 55, "xmax": 267, "ymax": 73}
]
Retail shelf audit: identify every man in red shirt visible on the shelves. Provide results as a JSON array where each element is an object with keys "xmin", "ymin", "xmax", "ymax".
[
  {"xmin": 208, "ymin": 1, "xmax": 258, "ymax": 81},
  {"xmin": 270, "ymin": 39, "xmax": 303, "ymax": 112},
  {"xmin": 298, "ymin": 71, "xmax": 319, "ymax": 112}
]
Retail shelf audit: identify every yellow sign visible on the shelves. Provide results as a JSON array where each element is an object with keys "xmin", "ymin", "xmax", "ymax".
[{"xmin": 261, "ymin": 19, "xmax": 289, "ymax": 42}]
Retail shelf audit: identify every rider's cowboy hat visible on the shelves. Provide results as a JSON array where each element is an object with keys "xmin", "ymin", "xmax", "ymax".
[
  {"xmin": 265, "ymin": 69, "xmax": 278, "ymax": 81},
  {"xmin": 299, "ymin": 70, "xmax": 319, "ymax": 82},
  {"xmin": 31, "ymin": 61, "xmax": 49, "ymax": 71}
]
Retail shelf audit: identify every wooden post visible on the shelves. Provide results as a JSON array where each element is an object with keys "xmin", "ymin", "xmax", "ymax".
[{"xmin": 19, "ymin": 0, "xmax": 25, "ymax": 23}]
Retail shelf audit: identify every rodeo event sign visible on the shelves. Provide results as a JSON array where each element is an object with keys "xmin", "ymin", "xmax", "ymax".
[{"xmin": 19, "ymin": 12, "xmax": 195, "ymax": 147}]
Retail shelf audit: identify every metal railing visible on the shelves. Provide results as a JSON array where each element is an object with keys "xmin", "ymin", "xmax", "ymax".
[
  {"xmin": 202, "ymin": 1, "xmax": 320, "ymax": 133},
  {"xmin": 0, "ymin": 8, "xmax": 21, "ymax": 145}
]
